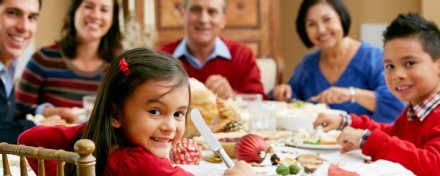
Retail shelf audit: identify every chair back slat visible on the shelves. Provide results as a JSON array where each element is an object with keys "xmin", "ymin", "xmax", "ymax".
[
  {"xmin": 38, "ymin": 158, "xmax": 45, "ymax": 176},
  {"xmin": 57, "ymin": 161, "xmax": 65, "ymax": 176},
  {"xmin": 256, "ymin": 56, "xmax": 284, "ymax": 93},
  {"xmin": 0, "ymin": 139, "xmax": 95, "ymax": 176},
  {"xmin": 1, "ymin": 152, "xmax": 11, "ymax": 176},
  {"xmin": 20, "ymin": 156, "xmax": 28, "ymax": 176}
]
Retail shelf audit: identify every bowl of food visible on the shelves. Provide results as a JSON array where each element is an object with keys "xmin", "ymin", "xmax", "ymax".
[
  {"xmin": 193, "ymin": 131, "xmax": 248, "ymax": 158},
  {"xmin": 221, "ymin": 142, "xmax": 236, "ymax": 158},
  {"xmin": 276, "ymin": 109, "xmax": 317, "ymax": 131}
]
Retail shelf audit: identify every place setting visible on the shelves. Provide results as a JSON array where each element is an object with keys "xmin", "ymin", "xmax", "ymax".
[{"xmin": 167, "ymin": 80, "xmax": 408, "ymax": 175}]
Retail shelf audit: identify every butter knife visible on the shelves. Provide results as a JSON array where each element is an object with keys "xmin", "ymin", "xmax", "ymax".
[{"xmin": 191, "ymin": 108, "xmax": 235, "ymax": 168}]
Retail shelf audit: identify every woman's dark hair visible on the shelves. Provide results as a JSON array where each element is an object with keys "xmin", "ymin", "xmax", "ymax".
[
  {"xmin": 58, "ymin": 0, "xmax": 122, "ymax": 62},
  {"xmin": 296, "ymin": 0, "xmax": 351, "ymax": 48},
  {"xmin": 79, "ymin": 48, "xmax": 189, "ymax": 174},
  {"xmin": 383, "ymin": 13, "xmax": 440, "ymax": 61}
]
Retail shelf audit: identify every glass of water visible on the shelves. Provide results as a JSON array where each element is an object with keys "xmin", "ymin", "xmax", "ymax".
[
  {"xmin": 247, "ymin": 101, "xmax": 277, "ymax": 133},
  {"xmin": 81, "ymin": 95, "xmax": 96, "ymax": 122},
  {"xmin": 234, "ymin": 93, "xmax": 263, "ymax": 108}
]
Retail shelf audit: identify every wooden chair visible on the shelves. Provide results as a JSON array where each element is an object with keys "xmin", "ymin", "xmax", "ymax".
[
  {"xmin": 256, "ymin": 56, "xmax": 284, "ymax": 93},
  {"xmin": 0, "ymin": 139, "xmax": 95, "ymax": 176}
]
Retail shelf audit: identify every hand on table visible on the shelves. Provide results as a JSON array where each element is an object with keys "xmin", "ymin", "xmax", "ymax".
[
  {"xmin": 336, "ymin": 126, "xmax": 365, "ymax": 153},
  {"xmin": 223, "ymin": 160, "xmax": 255, "ymax": 176},
  {"xmin": 205, "ymin": 75, "xmax": 234, "ymax": 99},
  {"xmin": 313, "ymin": 112, "xmax": 344, "ymax": 132},
  {"xmin": 310, "ymin": 87, "xmax": 351, "ymax": 104},
  {"xmin": 42, "ymin": 107, "xmax": 78, "ymax": 123},
  {"xmin": 272, "ymin": 84, "xmax": 292, "ymax": 101}
]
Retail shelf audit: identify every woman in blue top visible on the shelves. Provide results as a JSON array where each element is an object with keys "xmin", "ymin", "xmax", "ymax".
[{"xmin": 272, "ymin": 0, "xmax": 404, "ymax": 123}]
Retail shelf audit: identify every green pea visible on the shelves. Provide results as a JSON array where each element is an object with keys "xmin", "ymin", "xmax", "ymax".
[
  {"xmin": 276, "ymin": 164, "xmax": 290, "ymax": 176},
  {"xmin": 289, "ymin": 163, "xmax": 301, "ymax": 174}
]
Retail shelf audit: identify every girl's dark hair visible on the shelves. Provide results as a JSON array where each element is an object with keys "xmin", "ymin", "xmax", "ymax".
[
  {"xmin": 79, "ymin": 48, "xmax": 189, "ymax": 174},
  {"xmin": 296, "ymin": 0, "xmax": 351, "ymax": 48},
  {"xmin": 383, "ymin": 13, "xmax": 440, "ymax": 61},
  {"xmin": 58, "ymin": 0, "xmax": 122, "ymax": 62}
]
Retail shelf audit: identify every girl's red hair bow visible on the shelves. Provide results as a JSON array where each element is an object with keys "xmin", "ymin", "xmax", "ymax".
[{"xmin": 119, "ymin": 58, "xmax": 130, "ymax": 76}]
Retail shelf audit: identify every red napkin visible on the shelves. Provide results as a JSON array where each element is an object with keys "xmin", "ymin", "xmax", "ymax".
[{"xmin": 328, "ymin": 164, "xmax": 359, "ymax": 176}]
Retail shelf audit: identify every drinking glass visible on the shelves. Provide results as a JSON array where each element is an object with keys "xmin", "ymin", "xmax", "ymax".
[
  {"xmin": 234, "ymin": 93, "xmax": 263, "ymax": 108},
  {"xmin": 247, "ymin": 101, "xmax": 277, "ymax": 133},
  {"xmin": 81, "ymin": 95, "xmax": 96, "ymax": 122}
]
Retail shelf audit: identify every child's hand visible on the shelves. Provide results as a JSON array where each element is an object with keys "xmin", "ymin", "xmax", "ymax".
[
  {"xmin": 313, "ymin": 112, "xmax": 343, "ymax": 132},
  {"xmin": 336, "ymin": 126, "xmax": 365, "ymax": 153},
  {"xmin": 223, "ymin": 160, "xmax": 255, "ymax": 176}
]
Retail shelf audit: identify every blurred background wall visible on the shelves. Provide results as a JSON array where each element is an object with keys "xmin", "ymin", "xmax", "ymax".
[{"xmin": 36, "ymin": 1, "xmax": 70, "ymax": 49}]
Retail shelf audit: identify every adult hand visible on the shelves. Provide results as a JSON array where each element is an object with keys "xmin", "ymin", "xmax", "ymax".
[
  {"xmin": 39, "ymin": 115, "xmax": 65, "ymax": 126},
  {"xmin": 309, "ymin": 87, "xmax": 351, "ymax": 104},
  {"xmin": 42, "ymin": 107, "xmax": 77, "ymax": 123},
  {"xmin": 223, "ymin": 160, "xmax": 256, "ymax": 176},
  {"xmin": 313, "ymin": 112, "xmax": 343, "ymax": 132},
  {"xmin": 205, "ymin": 75, "xmax": 234, "ymax": 99},
  {"xmin": 336, "ymin": 126, "xmax": 364, "ymax": 153},
  {"xmin": 272, "ymin": 84, "xmax": 292, "ymax": 101}
]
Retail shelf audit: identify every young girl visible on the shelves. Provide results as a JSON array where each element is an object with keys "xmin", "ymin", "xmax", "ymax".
[
  {"xmin": 18, "ymin": 48, "xmax": 255, "ymax": 176},
  {"xmin": 16, "ymin": 0, "xmax": 123, "ymax": 121}
]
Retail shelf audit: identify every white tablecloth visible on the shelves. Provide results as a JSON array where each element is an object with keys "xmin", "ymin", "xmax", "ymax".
[
  {"xmin": 3, "ymin": 145, "xmax": 414, "ymax": 176},
  {"xmin": 179, "ymin": 143, "xmax": 414, "ymax": 176}
]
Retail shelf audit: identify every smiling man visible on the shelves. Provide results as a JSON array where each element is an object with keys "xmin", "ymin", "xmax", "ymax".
[
  {"xmin": 158, "ymin": 0, "xmax": 265, "ymax": 99},
  {"xmin": 0, "ymin": 0, "xmax": 60, "ymax": 144}
]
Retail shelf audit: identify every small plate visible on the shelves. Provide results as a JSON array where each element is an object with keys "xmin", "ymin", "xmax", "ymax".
[{"xmin": 285, "ymin": 142, "xmax": 340, "ymax": 150}]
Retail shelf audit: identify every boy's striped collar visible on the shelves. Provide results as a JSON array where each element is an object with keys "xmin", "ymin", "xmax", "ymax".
[{"xmin": 407, "ymin": 91, "xmax": 440, "ymax": 121}]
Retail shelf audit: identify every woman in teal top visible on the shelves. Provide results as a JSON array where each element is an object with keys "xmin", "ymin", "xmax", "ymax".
[{"xmin": 271, "ymin": 0, "xmax": 404, "ymax": 123}]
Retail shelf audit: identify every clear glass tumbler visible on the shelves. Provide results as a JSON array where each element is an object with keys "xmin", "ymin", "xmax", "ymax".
[{"xmin": 81, "ymin": 95, "xmax": 96, "ymax": 122}]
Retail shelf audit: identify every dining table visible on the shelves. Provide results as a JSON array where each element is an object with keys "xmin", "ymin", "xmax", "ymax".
[
  {"xmin": 2, "ymin": 144, "xmax": 414, "ymax": 176},
  {"xmin": 2, "ymin": 101, "xmax": 415, "ymax": 176},
  {"xmin": 178, "ymin": 143, "xmax": 415, "ymax": 176}
]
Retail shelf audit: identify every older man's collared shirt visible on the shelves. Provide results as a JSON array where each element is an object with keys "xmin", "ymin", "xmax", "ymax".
[
  {"xmin": 407, "ymin": 91, "xmax": 440, "ymax": 121},
  {"xmin": 0, "ymin": 60, "xmax": 17, "ymax": 97},
  {"xmin": 173, "ymin": 37, "xmax": 231, "ymax": 69}
]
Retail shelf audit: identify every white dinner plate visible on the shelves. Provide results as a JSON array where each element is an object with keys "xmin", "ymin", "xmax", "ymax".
[{"xmin": 285, "ymin": 142, "xmax": 340, "ymax": 150}]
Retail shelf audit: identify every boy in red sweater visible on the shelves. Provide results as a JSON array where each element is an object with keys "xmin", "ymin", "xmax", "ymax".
[{"xmin": 313, "ymin": 13, "xmax": 440, "ymax": 175}]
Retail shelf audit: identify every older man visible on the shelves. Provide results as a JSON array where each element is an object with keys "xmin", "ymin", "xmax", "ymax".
[
  {"xmin": 0, "ymin": 0, "xmax": 63, "ymax": 144},
  {"xmin": 158, "ymin": 0, "xmax": 265, "ymax": 99}
]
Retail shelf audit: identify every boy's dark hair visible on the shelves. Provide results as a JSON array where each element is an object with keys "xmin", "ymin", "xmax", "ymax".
[
  {"xmin": 58, "ymin": 0, "xmax": 122, "ymax": 62},
  {"xmin": 0, "ymin": 0, "xmax": 42, "ymax": 9},
  {"xmin": 79, "ymin": 48, "xmax": 189, "ymax": 174},
  {"xmin": 296, "ymin": 0, "xmax": 351, "ymax": 48},
  {"xmin": 383, "ymin": 13, "xmax": 440, "ymax": 61}
]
